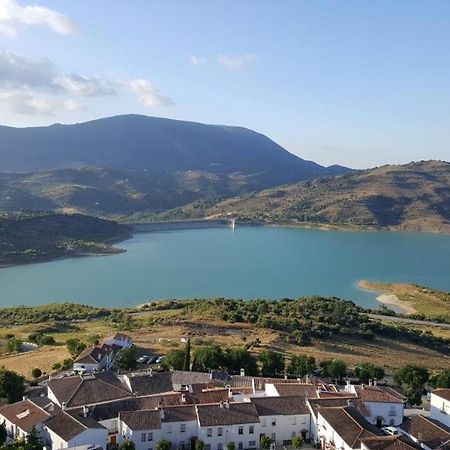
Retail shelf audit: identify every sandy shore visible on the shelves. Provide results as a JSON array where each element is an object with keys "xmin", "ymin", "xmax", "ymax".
[{"xmin": 358, "ymin": 280, "xmax": 417, "ymax": 315}]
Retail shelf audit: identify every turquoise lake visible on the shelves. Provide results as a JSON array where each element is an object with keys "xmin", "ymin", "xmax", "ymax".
[{"xmin": 1, "ymin": 226, "xmax": 450, "ymax": 308}]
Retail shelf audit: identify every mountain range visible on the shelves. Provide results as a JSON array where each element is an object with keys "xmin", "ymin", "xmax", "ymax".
[
  {"xmin": 0, "ymin": 114, "xmax": 348, "ymax": 215},
  {"xmin": 168, "ymin": 160, "xmax": 450, "ymax": 233}
]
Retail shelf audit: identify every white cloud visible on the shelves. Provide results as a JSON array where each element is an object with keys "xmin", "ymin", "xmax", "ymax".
[
  {"xmin": 57, "ymin": 74, "xmax": 116, "ymax": 97},
  {"xmin": 0, "ymin": 0, "xmax": 78, "ymax": 36},
  {"xmin": 127, "ymin": 79, "xmax": 173, "ymax": 108},
  {"xmin": 217, "ymin": 53, "xmax": 256, "ymax": 72},
  {"xmin": 0, "ymin": 91, "xmax": 56, "ymax": 114},
  {"xmin": 63, "ymin": 99, "xmax": 88, "ymax": 112},
  {"xmin": 190, "ymin": 55, "xmax": 206, "ymax": 66},
  {"xmin": 0, "ymin": 49, "xmax": 173, "ymax": 115}
]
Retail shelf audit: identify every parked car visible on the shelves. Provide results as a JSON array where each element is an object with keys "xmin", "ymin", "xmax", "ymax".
[
  {"xmin": 155, "ymin": 356, "xmax": 165, "ymax": 364},
  {"xmin": 146, "ymin": 356, "xmax": 157, "ymax": 364},
  {"xmin": 137, "ymin": 355, "xmax": 151, "ymax": 363}
]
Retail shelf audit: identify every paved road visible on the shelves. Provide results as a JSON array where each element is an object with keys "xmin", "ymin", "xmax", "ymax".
[{"xmin": 368, "ymin": 313, "xmax": 450, "ymax": 329}]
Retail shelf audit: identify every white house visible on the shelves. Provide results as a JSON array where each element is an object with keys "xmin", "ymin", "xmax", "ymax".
[
  {"xmin": 196, "ymin": 402, "xmax": 260, "ymax": 450},
  {"xmin": 0, "ymin": 399, "xmax": 52, "ymax": 441},
  {"xmin": 73, "ymin": 344, "xmax": 113, "ymax": 373},
  {"xmin": 43, "ymin": 410, "xmax": 108, "ymax": 449},
  {"xmin": 345, "ymin": 385, "xmax": 404, "ymax": 427},
  {"xmin": 317, "ymin": 406, "xmax": 381, "ymax": 450},
  {"xmin": 103, "ymin": 333, "xmax": 133, "ymax": 349},
  {"xmin": 430, "ymin": 388, "xmax": 450, "ymax": 428},
  {"xmin": 250, "ymin": 396, "xmax": 311, "ymax": 444}
]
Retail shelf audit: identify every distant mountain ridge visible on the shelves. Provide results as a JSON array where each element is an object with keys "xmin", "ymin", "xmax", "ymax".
[
  {"xmin": 0, "ymin": 114, "xmax": 350, "ymax": 215},
  {"xmin": 163, "ymin": 160, "xmax": 450, "ymax": 234},
  {"xmin": 0, "ymin": 114, "xmax": 343, "ymax": 179}
]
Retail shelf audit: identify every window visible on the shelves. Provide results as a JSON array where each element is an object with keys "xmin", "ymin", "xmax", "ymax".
[
  {"xmin": 238, "ymin": 443, "xmax": 243, "ymax": 450},
  {"xmin": 249, "ymin": 425, "xmax": 254, "ymax": 435},
  {"xmin": 271, "ymin": 419, "xmax": 276, "ymax": 427},
  {"xmin": 389, "ymin": 408, "xmax": 396, "ymax": 417},
  {"xmin": 180, "ymin": 442, "xmax": 185, "ymax": 450},
  {"xmin": 207, "ymin": 429, "xmax": 212, "ymax": 437},
  {"xmin": 218, "ymin": 428, "xmax": 223, "ymax": 437},
  {"xmin": 167, "ymin": 424, "xmax": 172, "ymax": 434},
  {"xmin": 218, "ymin": 444, "xmax": 223, "ymax": 450},
  {"xmin": 291, "ymin": 432, "xmax": 296, "ymax": 438},
  {"xmin": 271, "ymin": 433, "xmax": 276, "ymax": 441},
  {"xmin": 249, "ymin": 441, "xmax": 256, "ymax": 448},
  {"xmin": 205, "ymin": 445, "xmax": 211, "ymax": 450},
  {"xmin": 291, "ymin": 417, "xmax": 296, "ymax": 426},
  {"xmin": 180, "ymin": 424, "xmax": 186, "ymax": 433},
  {"xmin": 238, "ymin": 426, "xmax": 244, "ymax": 435},
  {"xmin": 261, "ymin": 418, "xmax": 266, "ymax": 427},
  {"xmin": 141, "ymin": 433, "xmax": 146, "ymax": 442},
  {"xmin": 148, "ymin": 433, "xmax": 153, "ymax": 442}
]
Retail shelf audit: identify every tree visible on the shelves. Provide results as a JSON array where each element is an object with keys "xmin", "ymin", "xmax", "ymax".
[
  {"xmin": 195, "ymin": 440, "xmax": 204, "ymax": 450},
  {"xmin": 320, "ymin": 359, "xmax": 347, "ymax": 380},
  {"xmin": 26, "ymin": 426, "xmax": 42, "ymax": 450},
  {"xmin": 0, "ymin": 422, "xmax": 7, "ymax": 446},
  {"xmin": 31, "ymin": 368, "xmax": 42, "ymax": 380},
  {"xmin": 192, "ymin": 345, "xmax": 223, "ymax": 372},
  {"xmin": 0, "ymin": 368, "xmax": 26, "ymax": 403},
  {"xmin": 7, "ymin": 337, "xmax": 22, "ymax": 353},
  {"xmin": 162, "ymin": 349, "xmax": 185, "ymax": 371},
  {"xmin": 114, "ymin": 347, "xmax": 137, "ymax": 371},
  {"xmin": 66, "ymin": 339, "xmax": 86, "ymax": 358},
  {"xmin": 430, "ymin": 369, "xmax": 450, "ymax": 388},
  {"xmin": 287, "ymin": 354, "xmax": 316, "ymax": 378},
  {"xmin": 226, "ymin": 443, "xmax": 236, "ymax": 450},
  {"xmin": 156, "ymin": 439, "xmax": 171, "ymax": 450},
  {"xmin": 224, "ymin": 347, "xmax": 258, "ymax": 376},
  {"xmin": 119, "ymin": 440, "xmax": 136, "ymax": 450},
  {"xmin": 291, "ymin": 437, "xmax": 304, "ymax": 449},
  {"xmin": 260, "ymin": 436, "xmax": 273, "ymax": 450},
  {"xmin": 355, "ymin": 363, "xmax": 385, "ymax": 384},
  {"xmin": 395, "ymin": 364, "xmax": 429, "ymax": 406},
  {"xmin": 259, "ymin": 350, "xmax": 284, "ymax": 377},
  {"xmin": 51, "ymin": 362, "xmax": 62, "ymax": 371},
  {"xmin": 183, "ymin": 338, "xmax": 191, "ymax": 371}
]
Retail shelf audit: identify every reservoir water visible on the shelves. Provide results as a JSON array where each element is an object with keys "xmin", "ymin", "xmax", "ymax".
[{"xmin": 1, "ymin": 226, "xmax": 450, "ymax": 308}]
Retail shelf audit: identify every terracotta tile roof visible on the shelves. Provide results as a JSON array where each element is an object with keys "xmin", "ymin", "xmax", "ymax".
[
  {"xmin": 161, "ymin": 405, "xmax": 197, "ymax": 423},
  {"xmin": 272, "ymin": 383, "xmax": 318, "ymax": 398},
  {"xmin": 48, "ymin": 373, "xmax": 131, "ymax": 408},
  {"xmin": 401, "ymin": 415, "xmax": 450, "ymax": 449},
  {"xmin": 432, "ymin": 388, "xmax": 450, "ymax": 402},
  {"xmin": 361, "ymin": 435, "xmax": 421, "ymax": 450},
  {"xmin": 74, "ymin": 345, "xmax": 110, "ymax": 365},
  {"xmin": 0, "ymin": 399, "xmax": 51, "ymax": 432},
  {"xmin": 120, "ymin": 409, "xmax": 162, "ymax": 431},
  {"xmin": 126, "ymin": 372, "xmax": 174, "ymax": 396},
  {"xmin": 354, "ymin": 386, "xmax": 404, "ymax": 404},
  {"xmin": 196, "ymin": 402, "xmax": 259, "ymax": 426},
  {"xmin": 44, "ymin": 410, "xmax": 105, "ymax": 442},
  {"xmin": 171, "ymin": 371, "xmax": 213, "ymax": 386},
  {"xmin": 318, "ymin": 406, "xmax": 381, "ymax": 448},
  {"xmin": 308, "ymin": 397, "xmax": 369, "ymax": 418},
  {"xmin": 186, "ymin": 389, "xmax": 230, "ymax": 405},
  {"xmin": 104, "ymin": 332, "xmax": 131, "ymax": 341},
  {"xmin": 30, "ymin": 397, "xmax": 61, "ymax": 415},
  {"xmin": 251, "ymin": 395, "xmax": 309, "ymax": 416}
]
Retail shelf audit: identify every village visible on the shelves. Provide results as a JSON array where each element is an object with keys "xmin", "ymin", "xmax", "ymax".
[{"xmin": 1, "ymin": 333, "xmax": 449, "ymax": 450}]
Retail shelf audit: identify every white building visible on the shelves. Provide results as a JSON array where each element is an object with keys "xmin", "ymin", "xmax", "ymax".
[
  {"xmin": 43, "ymin": 410, "xmax": 108, "ymax": 449},
  {"xmin": 103, "ymin": 333, "xmax": 133, "ymax": 349},
  {"xmin": 73, "ymin": 345, "xmax": 113, "ymax": 373},
  {"xmin": 0, "ymin": 398, "xmax": 52, "ymax": 441},
  {"xmin": 317, "ymin": 406, "xmax": 381, "ymax": 450},
  {"xmin": 196, "ymin": 402, "xmax": 260, "ymax": 450},
  {"xmin": 250, "ymin": 396, "xmax": 311, "ymax": 444},
  {"xmin": 430, "ymin": 388, "xmax": 450, "ymax": 428},
  {"xmin": 345, "ymin": 385, "xmax": 404, "ymax": 427}
]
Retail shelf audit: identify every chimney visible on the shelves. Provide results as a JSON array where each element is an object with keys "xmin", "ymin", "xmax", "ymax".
[
  {"xmin": 374, "ymin": 379, "xmax": 378, "ymax": 386},
  {"xmin": 62, "ymin": 402, "xmax": 66, "ymax": 411},
  {"xmin": 240, "ymin": 368, "xmax": 245, "ymax": 377},
  {"xmin": 181, "ymin": 394, "xmax": 186, "ymax": 404},
  {"xmin": 83, "ymin": 406, "xmax": 89, "ymax": 418},
  {"xmin": 225, "ymin": 400, "xmax": 230, "ymax": 409},
  {"xmin": 160, "ymin": 408, "xmax": 165, "ymax": 419},
  {"xmin": 22, "ymin": 396, "xmax": 28, "ymax": 401}
]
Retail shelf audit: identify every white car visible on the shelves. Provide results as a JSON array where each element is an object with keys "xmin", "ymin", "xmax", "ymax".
[{"xmin": 155, "ymin": 356, "xmax": 165, "ymax": 364}]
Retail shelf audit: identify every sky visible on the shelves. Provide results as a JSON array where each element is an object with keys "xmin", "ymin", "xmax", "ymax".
[{"xmin": 1, "ymin": 1, "xmax": 450, "ymax": 168}]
